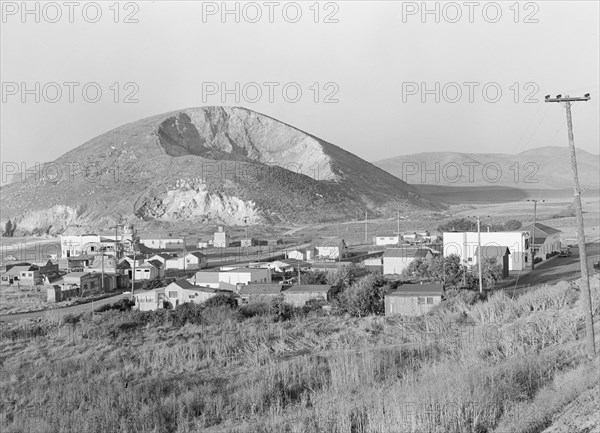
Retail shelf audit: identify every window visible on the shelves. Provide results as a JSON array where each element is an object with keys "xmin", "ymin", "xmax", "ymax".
[
  {"xmin": 426, "ymin": 297, "xmax": 434, "ymax": 305},
  {"xmin": 417, "ymin": 297, "xmax": 426, "ymax": 305},
  {"xmin": 168, "ymin": 291, "xmax": 178, "ymax": 298},
  {"xmin": 468, "ymin": 257, "xmax": 473, "ymax": 262}
]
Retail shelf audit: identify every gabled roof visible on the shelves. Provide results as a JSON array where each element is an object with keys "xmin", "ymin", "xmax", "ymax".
[
  {"xmin": 63, "ymin": 272, "xmax": 92, "ymax": 279},
  {"xmin": 146, "ymin": 259, "xmax": 163, "ymax": 268},
  {"xmin": 310, "ymin": 237, "xmax": 346, "ymax": 249},
  {"xmin": 239, "ymin": 284, "xmax": 286, "ymax": 295},
  {"xmin": 167, "ymin": 279, "xmax": 200, "ymax": 291},
  {"xmin": 414, "ymin": 248, "xmax": 436, "ymax": 258},
  {"xmin": 531, "ymin": 223, "xmax": 562, "ymax": 235},
  {"xmin": 150, "ymin": 253, "xmax": 174, "ymax": 260},
  {"xmin": 474, "ymin": 245, "xmax": 511, "ymax": 258},
  {"xmin": 139, "ymin": 233, "xmax": 183, "ymax": 240},
  {"xmin": 386, "ymin": 284, "xmax": 444, "ymax": 297},
  {"xmin": 383, "ymin": 248, "xmax": 418, "ymax": 258},
  {"xmin": 186, "ymin": 251, "xmax": 205, "ymax": 259},
  {"xmin": 284, "ymin": 284, "xmax": 332, "ymax": 293},
  {"xmin": 5, "ymin": 265, "xmax": 35, "ymax": 276},
  {"xmin": 190, "ymin": 271, "xmax": 221, "ymax": 284}
]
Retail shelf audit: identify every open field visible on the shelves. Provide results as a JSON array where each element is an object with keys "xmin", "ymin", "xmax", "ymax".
[{"xmin": 1, "ymin": 274, "xmax": 599, "ymax": 432}]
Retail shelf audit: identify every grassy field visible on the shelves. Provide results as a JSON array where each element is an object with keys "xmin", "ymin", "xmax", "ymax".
[{"xmin": 1, "ymin": 275, "xmax": 599, "ymax": 432}]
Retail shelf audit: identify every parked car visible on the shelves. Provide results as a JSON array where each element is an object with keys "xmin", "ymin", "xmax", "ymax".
[{"xmin": 3, "ymin": 255, "xmax": 17, "ymax": 262}]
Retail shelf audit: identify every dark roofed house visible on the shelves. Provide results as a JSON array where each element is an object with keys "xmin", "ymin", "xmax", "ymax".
[
  {"xmin": 385, "ymin": 284, "xmax": 443, "ymax": 316},
  {"xmin": 283, "ymin": 284, "xmax": 332, "ymax": 307},
  {"xmin": 239, "ymin": 283, "xmax": 287, "ymax": 305},
  {"xmin": 530, "ymin": 223, "xmax": 562, "ymax": 261},
  {"xmin": 474, "ymin": 245, "xmax": 510, "ymax": 278}
]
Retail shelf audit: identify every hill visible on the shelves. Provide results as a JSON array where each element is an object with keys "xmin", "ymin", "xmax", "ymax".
[
  {"xmin": 0, "ymin": 107, "xmax": 436, "ymax": 236},
  {"xmin": 374, "ymin": 147, "xmax": 600, "ymax": 190}
]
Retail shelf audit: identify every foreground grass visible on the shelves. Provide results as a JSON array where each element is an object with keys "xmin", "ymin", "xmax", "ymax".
[{"xmin": 1, "ymin": 276, "xmax": 599, "ymax": 433}]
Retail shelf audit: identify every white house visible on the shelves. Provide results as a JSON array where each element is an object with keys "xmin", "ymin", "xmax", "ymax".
[
  {"xmin": 165, "ymin": 252, "xmax": 207, "ymax": 270},
  {"xmin": 189, "ymin": 266, "xmax": 271, "ymax": 291},
  {"xmin": 134, "ymin": 288, "xmax": 165, "ymax": 311},
  {"xmin": 443, "ymin": 231, "xmax": 530, "ymax": 271},
  {"xmin": 139, "ymin": 233, "xmax": 184, "ymax": 250},
  {"xmin": 287, "ymin": 248, "xmax": 312, "ymax": 261},
  {"xmin": 164, "ymin": 280, "xmax": 229, "ymax": 308},
  {"xmin": 147, "ymin": 253, "xmax": 174, "ymax": 265},
  {"xmin": 373, "ymin": 235, "xmax": 400, "ymax": 246},
  {"xmin": 530, "ymin": 223, "xmax": 562, "ymax": 261},
  {"xmin": 311, "ymin": 238, "xmax": 347, "ymax": 261},
  {"xmin": 134, "ymin": 261, "xmax": 161, "ymax": 281}
]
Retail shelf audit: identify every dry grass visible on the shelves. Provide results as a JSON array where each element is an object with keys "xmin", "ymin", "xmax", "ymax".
[{"xmin": 1, "ymin": 276, "xmax": 598, "ymax": 432}]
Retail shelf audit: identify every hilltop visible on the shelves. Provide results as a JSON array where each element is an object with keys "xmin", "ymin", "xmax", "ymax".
[
  {"xmin": 374, "ymin": 146, "xmax": 600, "ymax": 190},
  {"xmin": 0, "ymin": 107, "xmax": 436, "ymax": 236}
]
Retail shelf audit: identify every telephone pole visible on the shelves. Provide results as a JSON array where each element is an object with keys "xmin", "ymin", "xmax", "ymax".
[
  {"xmin": 364, "ymin": 211, "xmax": 368, "ymax": 244},
  {"xmin": 130, "ymin": 226, "xmax": 136, "ymax": 300},
  {"xmin": 546, "ymin": 92, "xmax": 595, "ymax": 358},
  {"xmin": 527, "ymin": 199, "xmax": 544, "ymax": 270},
  {"xmin": 476, "ymin": 216, "xmax": 483, "ymax": 293},
  {"xmin": 397, "ymin": 210, "xmax": 401, "ymax": 246}
]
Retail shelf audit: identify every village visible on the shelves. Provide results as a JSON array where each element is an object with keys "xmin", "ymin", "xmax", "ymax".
[{"xmin": 0, "ymin": 218, "xmax": 580, "ymax": 318}]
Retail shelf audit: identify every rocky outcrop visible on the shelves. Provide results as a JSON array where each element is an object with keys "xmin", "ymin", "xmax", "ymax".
[{"xmin": 0, "ymin": 106, "xmax": 437, "ymax": 236}]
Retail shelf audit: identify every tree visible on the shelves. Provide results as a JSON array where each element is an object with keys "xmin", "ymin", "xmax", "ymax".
[
  {"xmin": 480, "ymin": 258, "xmax": 503, "ymax": 289},
  {"xmin": 3, "ymin": 219, "xmax": 14, "ymax": 237},
  {"xmin": 334, "ymin": 274, "xmax": 388, "ymax": 317},
  {"xmin": 437, "ymin": 218, "xmax": 477, "ymax": 233},
  {"xmin": 503, "ymin": 219, "xmax": 522, "ymax": 230},
  {"xmin": 300, "ymin": 270, "xmax": 329, "ymax": 285}
]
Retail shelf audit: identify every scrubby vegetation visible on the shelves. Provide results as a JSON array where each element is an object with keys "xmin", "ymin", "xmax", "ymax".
[{"xmin": 0, "ymin": 275, "xmax": 598, "ymax": 433}]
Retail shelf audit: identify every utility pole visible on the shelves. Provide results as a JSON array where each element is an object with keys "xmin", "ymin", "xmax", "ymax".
[
  {"xmin": 131, "ymin": 226, "xmax": 136, "ymax": 300},
  {"xmin": 527, "ymin": 199, "xmax": 544, "ymax": 270},
  {"xmin": 364, "ymin": 211, "xmax": 368, "ymax": 244},
  {"xmin": 397, "ymin": 210, "xmax": 401, "ymax": 246},
  {"xmin": 101, "ymin": 251, "xmax": 105, "ymax": 291},
  {"xmin": 476, "ymin": 216, "xmax": 483, "ymax": 293},
  {"xmin": 546, "ymin": 92, "xmax": 595, "ymax": 358}
]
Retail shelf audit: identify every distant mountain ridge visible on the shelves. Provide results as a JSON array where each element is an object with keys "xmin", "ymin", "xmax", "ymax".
[
  {"xmin": 0, "ymin": 106, "xmax": 436, "ymax": 236},
  {"xmin": 374, "ymin": 146, "xmax": 600, "ymax": 190}
]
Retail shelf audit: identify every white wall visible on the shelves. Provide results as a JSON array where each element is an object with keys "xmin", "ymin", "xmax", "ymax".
[{"xmin": 443, "ymin": 231, "xmax": 530, "ymax": 271}]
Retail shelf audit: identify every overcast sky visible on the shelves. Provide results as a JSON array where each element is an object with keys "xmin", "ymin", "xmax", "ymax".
[{"xmin": 1, "ymin": 1, "xmax": 599, "ymax": 175}]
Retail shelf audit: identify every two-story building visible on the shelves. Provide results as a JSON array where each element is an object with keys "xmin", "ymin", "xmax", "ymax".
[{"xmin": 443, "ymin": 231, "xmax": 530, "ymax": 271}]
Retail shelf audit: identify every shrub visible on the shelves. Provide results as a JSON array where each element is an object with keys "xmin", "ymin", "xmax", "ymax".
[
  {"xmin": 171, "ymin": 302, "xmax": 204, "ymax": 326},
  {"xmin": 270, "ymin": 298, "xmax": 295, "ymax": 321},
  {"xmin": 204, "ymin": 293, "xmax": 238, "ymax": 308},
  {"xmin": 334, "ymin": 274, "xmax": 388, "ymax": 317}
]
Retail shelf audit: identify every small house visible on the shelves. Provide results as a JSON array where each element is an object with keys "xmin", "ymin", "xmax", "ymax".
[
  {"xmin": 134, "ymin": 261, "xmax": 162, "ymax": 281},
  {"xmin": 373, "ymin": 235, "xmax": 400, "ymax": 246},
  {"xmin": 311, "ymin": 238, "xmax": 347, "ymax": 261},
  {"xmin": 239, "ymin": 283, "xmax": 286, "ymax": 305},
  {"xmin": 147, "ymin": 253, "xmax": 174, "ymax": 265},
  {"xmin": 283, "ymin": 284, "xmax": 332, "ymax": 307},
  {"xmin": 163, "ymin": 280, "xmax": 230, "ymax": 308},
  {"xmin": 385, "ymin": 284, "xmax": 444, "ymax": 316},
  {"xmin": 0, "ymin": 265, "xmax": 39, "ymax": 286},
  {"xmin": 139, "ymin": 233, "xmax": 185, "ymax": 250},
  {"xmin": 530, "ymin": 223, "xmax": 562, "ymax": 261}
]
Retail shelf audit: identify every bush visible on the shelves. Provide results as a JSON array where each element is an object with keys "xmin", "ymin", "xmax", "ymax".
[
  {"xmin": 171, "ymin": 302, "xmax": 204, "ymax": 326},
  {"xmin": 240, "ymin": 302, "xmax": 271, "ymax": 318},
  {"xmin": 334, "ymin": 274, "xmax": 388, "ymax": 317},
  {"xmin": 204, "ymin": 293, "xmax": 238, "ymax": 308},
  {"xmin": 270, "ymin": 298, "xmax": 295, "ymax": 321}
]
